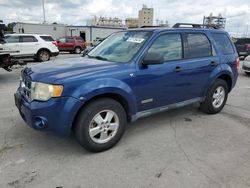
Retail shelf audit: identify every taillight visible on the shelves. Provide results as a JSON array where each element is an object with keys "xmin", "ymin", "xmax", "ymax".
[
  {"xmin": 236, "ymin": 57, "xmax": 240, "ymax": 71},
  {"xmin": 52, "ymin": 41, "xmax": 57, "ymax": 47},
  {"xmin": 243, "ymin": 44, "xmax": 249, "ymax": 50}
]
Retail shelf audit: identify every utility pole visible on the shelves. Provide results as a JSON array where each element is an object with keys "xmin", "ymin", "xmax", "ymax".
[{"xmin": 42, "ymin": 0, "xmax": 46, "ymax": 23}]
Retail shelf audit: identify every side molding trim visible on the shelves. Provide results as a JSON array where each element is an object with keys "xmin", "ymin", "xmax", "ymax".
[{"xmin": 131, "ymin": 97, "xmax": 203, "ymax": 122}]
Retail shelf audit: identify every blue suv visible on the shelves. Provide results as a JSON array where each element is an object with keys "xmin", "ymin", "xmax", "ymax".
[{"xmin": 14, "ymin": 24, "xmax": 239, "ymax": 152}]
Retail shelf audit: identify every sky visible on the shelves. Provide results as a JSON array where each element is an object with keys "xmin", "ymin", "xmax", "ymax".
[{"xmin": 0, "ymin": 0, "xmax": 250, "ymax": 37}]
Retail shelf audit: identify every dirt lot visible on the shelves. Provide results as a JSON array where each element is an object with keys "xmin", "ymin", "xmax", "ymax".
[{"xmin": 0, "ymin": 55, "xmax": 250, "ymax": 188}]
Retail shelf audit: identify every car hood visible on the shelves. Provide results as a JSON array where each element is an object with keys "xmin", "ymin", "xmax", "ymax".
[{"xmin": 25, "ymin": 57, "xmax": 124, "ymax": 83}]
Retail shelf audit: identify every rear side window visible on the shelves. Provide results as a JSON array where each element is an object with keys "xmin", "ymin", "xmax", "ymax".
[
  {"xmin": 66, "ymin": 38, "xmax": 74, "ymax": 43},
  {"xmin": 40, "ymin": 36, "xmax": 54, "ymax": 42},
  {"xmin": 76, "ymin": 37, "xmax": 84, "ymax": 42},
  {"xmin": 148, "ymin": 33, "xmax": 182, "ymax": 61},
  {"xmin": 211, "ymin": 33, "xmax": 234, "ymax": 55},
  {"xmin": 185, "ymin": 33, "xmax": 212, "ymax": 58},
  {"xmin": 20, "ymin": 36, "xmax": 38, "ymax": 43}
]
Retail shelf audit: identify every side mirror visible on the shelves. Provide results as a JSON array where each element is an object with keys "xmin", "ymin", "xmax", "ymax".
[{"xmin": 142, "ymin": 52, "xmax": 164, "ymax": 65}]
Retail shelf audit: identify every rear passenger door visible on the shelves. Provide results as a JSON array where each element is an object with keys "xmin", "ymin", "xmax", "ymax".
[
  {"xmin": 178, "ymin": 32, "xmax": 219, "ymax": 101},
  {"xmin": 66, "ymin": 37, "xmax": 75, "ymax": 50},
  {"xmin": 19, "ymin": 36, "xmax": 38, "ymax": 55}
]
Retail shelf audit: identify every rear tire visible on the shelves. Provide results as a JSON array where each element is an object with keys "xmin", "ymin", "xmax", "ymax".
[
  {"xmin": 74, "ymin": 47, "xmax": 82, "ymax": 54},
  {"xmin": 74, "ymin": 98, "xmax": 127, "ymax": 152},
  {"xmin": 37, "ymin": 50, "xmax": 50, "ymax": 62},
  {"xmin": 200, "ymin": 79, "xmax": 228, "ymax": 114}
]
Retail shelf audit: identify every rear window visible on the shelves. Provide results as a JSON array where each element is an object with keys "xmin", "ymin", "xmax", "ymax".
[
  {"xmin": 40, "ymin": 36, "xmax": 54, "ymax": 42},
  {"xmin": 211, "ymin": 33, "xmax": 235, "ymax": 55},
  {"xmin": 184, "ymin": 33, "xmax": 212, "ymax": 59},
  {"xmin": 20, "ymin": 36, "xmax": 38, "ymax": 43}
]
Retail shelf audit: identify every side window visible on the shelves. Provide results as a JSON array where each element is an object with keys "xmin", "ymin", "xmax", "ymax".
[
  {"xmin": 185, "ymin": 33, "xmax": 212, "ymax": 58},
  {"xmin": 211, "ymin": 33, "xmax": 235, "ymax": 55},
  {"xmin": 66, "ymin": 38, "xmax": 75, "ymax": 43},
  {"xmin": 58, "ymin": 38, "xmax": 66, "ymax": 43},
  {"xmin": 20, "ymin": 36, "xmax": 38, "ymax": 43},
  {"xmin": 148, "ymin": 34, "xmax": 182, "ymax": 61},
  {"xmin": 5, "ymin": 36, "xmax": 20, "ymax": 43},
  {"xmin": 40, "ymin": 36, "xmax": 55, "ymax": 42}
]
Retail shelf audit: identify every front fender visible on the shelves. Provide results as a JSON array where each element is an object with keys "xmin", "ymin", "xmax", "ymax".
[{"xmin": 71, "ymin": 78, "xmax": 138, "ymax": 115}]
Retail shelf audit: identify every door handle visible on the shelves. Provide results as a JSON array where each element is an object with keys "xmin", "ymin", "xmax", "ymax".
[
  {"xmin": 210, "ymin": 61, "xmax": 216, "ymax": 66},
  {"xmin": 174, "ymin": 66, "xmax": 182, "ymax": 72}
]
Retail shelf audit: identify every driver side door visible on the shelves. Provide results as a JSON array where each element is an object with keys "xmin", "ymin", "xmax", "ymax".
[{"xmin": 135, "ymin": 33, "xmax": 186, "ymax": 111}]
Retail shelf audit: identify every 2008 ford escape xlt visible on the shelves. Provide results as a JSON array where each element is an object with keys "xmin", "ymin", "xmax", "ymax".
[{"xmin": 14, "ymin": 23, "xmax": 239, "ymax": 152}]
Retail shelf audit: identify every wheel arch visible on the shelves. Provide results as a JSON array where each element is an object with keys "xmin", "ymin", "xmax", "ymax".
[
  {"xmin": 74, "ymin": 46, "xmax": 82, "ymax": 50},
  {"xmin": 71, "ymin": 92, "xmax": 134, "ymax": 132},
  {"xmin": 36, "ymin": 48, "xmax": 51, "ymax": 56}
]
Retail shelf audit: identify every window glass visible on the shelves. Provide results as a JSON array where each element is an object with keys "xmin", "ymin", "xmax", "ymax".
[
  {"xmin": 5, "ymin": 35, "xmax": 19, "ymax": 43},
  {"xmin": 212, "ymin": 33, "xmax": 235, "ymax": 54},
  {"xmin": 148, "ymin": 34, "xmax": 182, "ymax": 61},
  {"xmin": 185, "ymin": 34, "xmax": 212, "ymax": 58},
  {"xmin": 76, "ymin": 37, "xmax": 84, "ymax": 42},
  {"xmin": 88, "ymin": 31, "xmax": 152, "ymax": 63},
  {"xmin": 58, "ymin": 38, "xmax": 66, "ymax": 43},
  {"xmin": 66, "ymin": 38, "xmax": 75, "ymax": 43},
  {"xmin": 235, "ymin": 38, "xmax": 250, "ymax": 44},
  {"xmin": 40, "ymin": 36, "xmax": 54, "ymax": 42},
  {"xmin": 20, "ymin": 36, "xmax": 38, "ymax": 42}
]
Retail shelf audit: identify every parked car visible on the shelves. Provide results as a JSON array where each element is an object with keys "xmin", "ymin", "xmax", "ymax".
[
  {"xmin": 82, "ymin": 38, "xmax": 105, "ymax": 56},
  {"xmin": 242, "ymin": 55, "xmax": 250, "ymax": 75},
  {"xmin": 92, "ymin": 37, "xmax": 105, "ymax": 46},
  {"xmin": 234, "ymin": 38, "xmax": 250, "ymax": 58},
  {"xmin": 3, "ymin": 34, "xmax": 59, "ymax": 62},
  {"xmin": 56, "ymin": 36, "xmax": 86, "ymax": 54},
  {"xmin": 15, "ymin": 24, "xmax": 239, "ymax": 152}
]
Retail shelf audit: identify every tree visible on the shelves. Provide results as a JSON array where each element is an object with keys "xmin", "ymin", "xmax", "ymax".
[{"xmin": 7, "ymin": 22, "xmax": 16, "ymax": 32}]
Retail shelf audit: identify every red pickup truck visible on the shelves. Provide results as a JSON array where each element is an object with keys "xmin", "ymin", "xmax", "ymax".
[{"xmin": 56, "ymin": 36, "xmax": 86, "ymax": 54}]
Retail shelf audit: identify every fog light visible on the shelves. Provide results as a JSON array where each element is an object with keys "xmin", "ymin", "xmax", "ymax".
[{"xmin": 34, "ymin": 117, "xmax": 48, "ymax": 129}]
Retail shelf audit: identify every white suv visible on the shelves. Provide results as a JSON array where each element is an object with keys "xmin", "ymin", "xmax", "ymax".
[{"xmin": 2, "ymin": 34, "xmax": 59, "ymax": 62}]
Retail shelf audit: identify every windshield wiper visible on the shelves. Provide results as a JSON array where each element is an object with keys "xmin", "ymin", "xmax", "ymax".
[{"xmin": 87, "ymin": 54, "xmax": 108, "ymax": 61}]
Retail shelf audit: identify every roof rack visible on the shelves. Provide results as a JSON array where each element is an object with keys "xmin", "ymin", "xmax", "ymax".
[{"xmin": 173, "ymin": 23, "xmax": 220, "ymax": 29}]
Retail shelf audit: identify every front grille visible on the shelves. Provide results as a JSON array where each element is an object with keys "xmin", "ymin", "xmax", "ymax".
[
  {"xmin": 20, "ymin": 71, "xmax": 32, "ymax": 102},
  {"xmin": 242, "ymin": 65, "xmax": 250, "ymax": 71}
]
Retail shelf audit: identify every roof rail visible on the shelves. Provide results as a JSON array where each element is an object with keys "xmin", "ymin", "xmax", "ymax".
[{"xmin": 173, "ymin": 23, "xmax": 220, "ymax": 29}]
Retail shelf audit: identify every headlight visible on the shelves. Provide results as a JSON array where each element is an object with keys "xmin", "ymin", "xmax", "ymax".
[{"xmin": 31, "ymin": 82, "xmax": 63, "ymax": 101}]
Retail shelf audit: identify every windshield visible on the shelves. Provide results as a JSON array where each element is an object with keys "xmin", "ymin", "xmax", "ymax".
[{"xmin": 87, "ymin": 31, "xmax": 152, "ymax": 63}]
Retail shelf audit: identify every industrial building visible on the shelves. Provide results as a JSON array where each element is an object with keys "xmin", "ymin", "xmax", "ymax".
[
  {"xmin": 125, "ymin": 18, "xmax": 139, "ymax": 28},
  {"xmin": 13, "ymin": 22, "xmax": 126, "ymax": 43},
  {"xmin": 203, "ymin": 13, "xmax": 226, "ymax": 29},
  {"xmin": 138, "ymin": 5, "xmax": 154, "ymax": 27}
]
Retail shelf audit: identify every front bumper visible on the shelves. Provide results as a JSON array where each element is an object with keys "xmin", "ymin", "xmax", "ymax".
[{"xmin": 14, "ymin": 88, "xmax": 83, "ymax": 136}]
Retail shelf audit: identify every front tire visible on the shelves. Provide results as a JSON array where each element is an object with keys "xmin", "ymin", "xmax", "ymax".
[
  {"xmin": 200, "ymin": 79, "xmax": 228, "ymax": 114},
  {"xmin": 74, "ymin": 98, "xmax": 127, "ymax": 152},
  {"xmin": 37, "ymin": 50, "xmax": 50, "ymax": 62}
]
